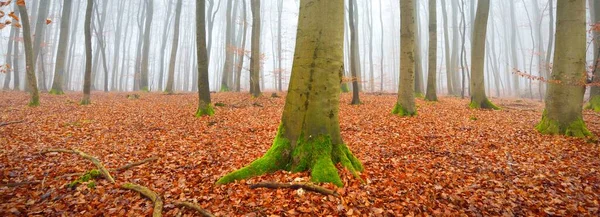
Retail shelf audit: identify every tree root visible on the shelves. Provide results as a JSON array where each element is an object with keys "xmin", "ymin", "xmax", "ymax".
[
  {"xmin": 1, "ymin": 181, "xmax": 41, "ymax": 187},
  {"xmin": 56, "ymin": 157, "xmax": 159, "ymax": 179},
  {"xmin": 0, "ymin": 120, "xmax": 24, "ymax": 127},
  {"xmin": 174, "ymin": 201, "xmax": 215, "ymax": 217},
  {"xmin": 40, "ymin": 148, "xmax": 115, "ymax": 183},
  {"xmin": 249, "ymin": 182, "xmax": 339, "ymax": 197},
  {"xmin": 121, "ymin": 183, "xmax": 163, "ymax": 217}
]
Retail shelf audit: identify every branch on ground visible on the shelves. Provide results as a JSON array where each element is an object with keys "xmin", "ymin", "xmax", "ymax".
[
  {"xmin": 1, "ymin": 181, "xmax": 41, "ymax": 187},
  {"xmin": 174, "ymin": 201, "xmax": 215, "ymax": 217},
  {"xmin": 40, "ymin": 148, "xmax": 115, "ymax": 183},
  {"xmin": 249, "ymin": 182, "xmax": 339, "ymax": 197},
  {"xmin": 121, "ymin": 183, "xmax": 163, "ymax": 217},
  {"xmin": 0, "ymin": 120, "xmax": 24, "ymax": 127}
]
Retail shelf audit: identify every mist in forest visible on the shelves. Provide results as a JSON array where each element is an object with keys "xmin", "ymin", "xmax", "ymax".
[{"xmin": 0, "ymin": 0, "xmax": 595, "ymax": 100}]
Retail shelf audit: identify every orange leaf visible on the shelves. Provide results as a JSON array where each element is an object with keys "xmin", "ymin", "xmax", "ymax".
[
  {"xmin": 8, "ymin": 11, "xmax": 18, "ymax": 21},
  {"xmin": 45, "ymin": 18, "xmax": 51, "ymax": 25},
  {"xmin": 16, "ymin": 0, "xmax": 24, "ymax": 6}
]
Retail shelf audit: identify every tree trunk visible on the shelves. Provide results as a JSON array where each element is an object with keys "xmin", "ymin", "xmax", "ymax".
[
  {"xmin": 140, "ymin": 0, "xmax": 153, "ymax": 91},
  {"xmin": 425, "ymin": 0, "xmax": 438, "ymax": 101},
  {"xmin": 158, "ymin": 0, "xmax": 174, "ymax": 91},
  {"xmin": 536, "ymin": 0, "xmax": 591, "ymax": 138},
  {"xmin": 468, "ymin": 0, "xmax": 497, "ymax": 109},
  {"xmin": 348, "ymin": 0, "xmax": 361, "ymax": 105},
  {"xmin": 111, "ymin": 0, "xmax": 127, "ymax": 91},
  {"xmin": 217, "ymin": 0, "xmax": 362, "ymax": 187},
  {"xmin": 414, "ymin": 1, "xmax": 423, "ymax": 97},
  {"xmin": 220, "ymin": 0, "xmax": 234, "ymax": 91},
  {"xmin": 32, "ymin": 0, "xmax": 51, "ymax": 92},
  {"xmin": 165, "ymin": 0, "xmax": 183, "ymax": 94},
  {"xmin": 234, "ymin": 0, "xmax": 248, "ymax": 92},
  {"xmin": 18, "ymin": 3, "xmax": 40, "ymax": 106},
  {"xmin": 3, "ymin": 19, "xmax": 16, "ymax": 90},
  {"xmin": 249, "ymin": 0, "xmax": 261, "ymax": 97},
  {"xmin": 393, "ymin": 0, "xmax": 417, "ymax": 116},
  {"xmin": 440, "ymin": 0, "xmax": 452, "ymax": 95},
  {"xmin": 81, "ymin": 0, "xmax": 93, "ymax": 105},
  {"xmin": 378, "ymin": 0, "xmax": 384, "ymax": 92},
  {"xmin": 49, "ymin": 0, "xmax": 73, "ymax": 95}
]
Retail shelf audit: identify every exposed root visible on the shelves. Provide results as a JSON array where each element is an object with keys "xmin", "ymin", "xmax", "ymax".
[
  {"xmin": 174, "ymin": 201, "xmax": 215, "ymax": 217},
  {"xmin": 40, "ymin": 148, "xmax": 115, "ymax": 183},
  {"xmin": 0, "ymin": 120, "xmax": 24, "ymax": 127},
  {"xmin": 121, "ymin": 183, "xmax": 163, "ymax": 217},
  {"xmin": 249, "ymin": 182, "xmax": 339, "ymax": 197},
  {"xmin": 114, "ymin": 157, "xmax": 159, "ymax": 172}
]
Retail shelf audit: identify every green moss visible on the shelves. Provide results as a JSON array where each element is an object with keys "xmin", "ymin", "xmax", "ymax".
[
  {"xmin": 392, "ymin": 103, "xmax": 417, "ymax": 117},
  {"xmin": 341, "ymin": 83, "xmax": 350, "ymax": 93},
  {"xmin": 414, "ymin": 93, "xmax": 424, "ymax": 99},
  {"xmin": 220, "ymin": 85, "xmax": 230, "ymax": 92},
  {"xmin": 216, "ymin": 127, "xmax": 291, "ymax": 185},
  {"xmin": 80, "ymin": 99, "xmax": 91, "ymax": 105},
  {"xmin": 585, "ymin": 96, "xmax": 600, "ymax": 112},
  {"xmin": 469, "ymin": 98, "xmax": 500, "ymax": 110},
  {"xmin": 28, "ymin": 95, "xmax": 40, "ymax": 107},
  {"xmin": 217, "ymin": 126, "xmax": 364, "ymax": 187},
  {"xmin": 195, "ymin": 104, "xmax": 215, "ymax": 117},
  {"xmin": 66, "ymin": 170, "xmax": 102, "ymax": 189},
  {"xmin": 469, "ymin": 116, "xmax": 478, "ymax": 121},
  {"xmin": 86, "ymin": 181, "xmax": 96, "ymax": 189},
  {"xmin": 49, "ymin": 89, "xmax": 65, "ymax": 95},
  {"xmin": 140, "ymin": 87, "xmax": 149, "ymax": 92},
  {"xmin": 536, "ymin": 110, "xmax": 593, "ymax": 138}
]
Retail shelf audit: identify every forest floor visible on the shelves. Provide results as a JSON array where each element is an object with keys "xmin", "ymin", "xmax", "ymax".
[{"xmin": 1, "ymin": 92, "xmax": 600, "ymax": 216}]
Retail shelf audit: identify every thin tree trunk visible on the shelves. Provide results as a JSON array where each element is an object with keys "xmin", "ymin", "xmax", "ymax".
[
  {"xmin": 249, "ymin": 0, "xmax": 261, "ymax": 97},
  {"xmin": 165, "ymin": 0, "xmax": 183, "ymax": 94},
  {"xmin": 18, "ymin": 3, "xmax": 40, "ymax": 106},
  {"xmin": 81, "ymin": 0, "xmax": 93, "ymax": 105},
  {"xmin": 425, "ymin": 0, "xmax": 438, "ymax": 101},
  {"xmin": 348, "ymin": 0, "xmax": 361, "ymax": 104},
  {"xmin": 140, "ymin": 0, "xmax": 153, "ymax": 91}
]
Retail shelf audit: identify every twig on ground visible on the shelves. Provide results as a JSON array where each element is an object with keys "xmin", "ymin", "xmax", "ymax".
[
  {"xmin": 249, "ymin": 182, "xmax": 339, "ymax": 197},
  {"xmin": 174, "ymin": 201, "xmax": 215, "ymax": 217},
  {"xmin": 121, "ymin": 183, "xmax": 163, "ymax": 217},
  {"xmin": 0, "ymin": 120, "xmax": 24, "ymax": 127}
]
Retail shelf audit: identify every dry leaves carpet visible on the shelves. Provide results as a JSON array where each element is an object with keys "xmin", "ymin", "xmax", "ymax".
[{"xmin": 1, "ymin": 92, "xmax": 599, "ymax": 216}]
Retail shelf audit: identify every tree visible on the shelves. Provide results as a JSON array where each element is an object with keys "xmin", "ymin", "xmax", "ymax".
[
  {"xmin": 425, "ymin": 0, "xmax": 438, "ymax": 101},
  {"xmin": 32, "ymin": 0, "xmax": 51, "ymax": 92},
  {"xmin": 217, "ymin": 0, "xmax": 363, "ymax": 187},
  {"xmin": 536, "ymin": 0, "xmax": 592, "ymax": 138},
  {"xmin": 165, "ymin": 0, "xmax": 183, "ymax": 94},
  {"xmin": 50, "ymin": 0, "xmax": 73, "ymax": 95},
  {"xmin": 348, "ymin": 0, "xmax": 361, "ymax": 105},
  {"xmin": 392, "ymin": 0, "xmax": 416, "ymax": 116},
  {"xmin": 3, "ymin": 14, "xmax": 17, "ymax": 90},
  {"xmin": 17, "ymin": 1, "xmax": 40, "ymax": 106},
  {"xmin": 587, "ymin": 0, "xmax": 600, "ymax": 112},
  {"xmin": 469, "ymin": 0, "xmax": 498, "ymax": 109},
  {"xmin": 220, "ymin": 0, "xmax": 234, "ymax": 92},
  {"xmin": 140, "ymin": 0, "xmax": 153, "ymax": 91},
  {"xmin": 81, "ymin": 0, "xmax": 93, "ymax": 105},
  {"xmin": 249, "ymin": 0, "xmax": 261, "ymax": 97},
  {"xmin": 196, "ymin": 0, "xmax": 214, "ymax": 117}
]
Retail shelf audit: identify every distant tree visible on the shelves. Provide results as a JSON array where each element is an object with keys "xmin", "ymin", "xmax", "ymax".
[
  {"xmin": 3, "ymin": 11, "xmax": 17, "ymax": 90},
  {"xmin": 217, "ymin": 0, "xmax": 362, "ymax": 187},
  {"xmin": 249, "ymin": 0, "xmax": 261, "ymax": 97},
  {"xmin": 196, "ymin": 0, "xmax": 214, "ymax": 116},
  {"xmin": 140, "ymin": 0, "xmax": 153, "ymax": 92},
  {"xmin": 392, "ymin": 0, "xmax": 416, "ymax": 116},
  {"xmin": 50, "ymin": 0, "xmax": 73, "ymax": 95},
  {"xmin": 81, "ymin": 0, "xmax": 93, "ymax": 105},
  {"xmin": 165, "ymin": 0, "xmax": 183, "ymax": 94},
  {"xmin": 17, "ymin": 1, "xmax": 40, "ymax": 106},
  {"xmin": 587, "ymin": 0, "xmax": 600, "ymax": 112},
  {"xmin": 469, "ymin": 0, "xmax": 498, "ymax": 109},
  {"xmin": 32, "ymin": 0, "xmax": 50, "ymax": 92},
  {"xmin": 425, "ymin": 0, "xmax": 438, "ymax": 101},
  {"xmin": 536, "ymin": 0, "xmax": 592, "ymax": 138},
  {"xmin": 220, "ymin": 0, "xmax": 234, "ymax": 92},
  {"xmin": 348, "ymin": 0, "xmax": 361, "ymax": 104}
]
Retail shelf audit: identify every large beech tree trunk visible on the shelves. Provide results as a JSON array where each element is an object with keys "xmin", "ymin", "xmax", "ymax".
[
  {"xmin": 217, "ymin": 0, "xmax": 363, "ymax": 187},
  {"xmin": 18, "ymin": 3, "xmax": 40, "ymax": 106},
  {"xmin": 81, "ymin": 0, "xmax": 93, "ymax": 105},
  {"xmin": 425, "ymin": 0, "xmax": 438, "ymax": 101},
  {"xmin": 469, "ymin": 0, "xmax": 498, "ymax": 109},
  {"xmin": 536, "ymin": 0, "xmax": 591, "ymax": 138},
  {"xmin": 392, "ymin": 0, "xmax": 416, "ymax": 116}
]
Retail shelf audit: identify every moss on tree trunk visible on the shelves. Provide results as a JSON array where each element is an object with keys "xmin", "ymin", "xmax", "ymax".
[
  {"xmin": 217, "ymin": 0, "xmax": 362, "ymax": 187},
  {"xmin": 469, "ymin": 0, "xmax": 499, "ymax": 110},
  {"xmin": 393, "ymin": 0, "xmax": 416, "ymax": 116}
]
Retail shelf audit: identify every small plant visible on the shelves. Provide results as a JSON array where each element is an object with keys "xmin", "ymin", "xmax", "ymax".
[{"xmin": 469, "ymin": 116, "xmax": 478, "ymax": 121}]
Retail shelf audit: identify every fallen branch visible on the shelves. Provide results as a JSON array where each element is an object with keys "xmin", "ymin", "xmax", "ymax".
[
  {"xmin": 249, "ymin": 182, "xmax": 339, "ymax": 197},
  {"xmin": 114, "ymin": 157, "xmax": 159, "ymax": 172},
  {"xmin": 56, "ymin": 157, "xmax": 159, "ymax": 179},
  {"xmin": 121, "ymin": 183, "xmax": 163, "ymax": 217},
  {"xmin": 174, "ymin": 201, "xmax": 215, "ymax": 217},
  {"xmin": 0, "ymin": 120, "xmax": 24, "ymax": 127},
  {"xmin": 1, "ymin": 181, "xmax": 41, "ymax": 187},
  {"xmin": 40, "ymin": 148, "xmax": 115, "ymax": 183}
]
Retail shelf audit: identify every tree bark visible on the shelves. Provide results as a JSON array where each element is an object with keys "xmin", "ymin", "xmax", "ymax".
[
  {"xmin": 18, "ymin": 3, "xmax": 40, "ymax": 106},
  {"xmin": 425, "ymin": 0, "xmax": 437, "ymax": 101},
  {"xmin": 392, "ymin": 0, "xmax": 416, "ymax": 116},
  {"xmin": 32, "ymin": 0, "xmax": 51, "ymax": 92},
  {"xmin": 49, "ymin": 0, "xmax": 73, "ymax": 95},
  {"xmin": 249, "ymin": 0, "xmax": 261, "ymax": 97},
  {"xmin": 587, "ymin": 0, "xmax": 600, "ymax": 112},
  {"xmin": 140, "ymin": 0, "xmax": 154, "ymax": 91},
  {"xmin": 217, "ymin": 0, "xmax": 363, "ymax": 187},
  {"xmin": 469, "ymin": 0, "xmax": 498, "ymax": 109},
  {"xmin": 348, "ymin": 0, "xmax": 361, "ymax": 104},
  {"xmin": 196, "ymin": 0, "xmax": 213, "ymax": 116},
  {"xmin": 220, "ymin": 0, "xmax": 234, "ymax": 91},
  {"xmin": 165, "ymin": 0, "xmax": 183, "ymax": 94},
  {"xmin": 536, "ymin": 0, "xmax": 591, "ymax": 138},
  {"xmin": 81, "ymin": 0, "xmax": 93, "ymax": 105}
]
